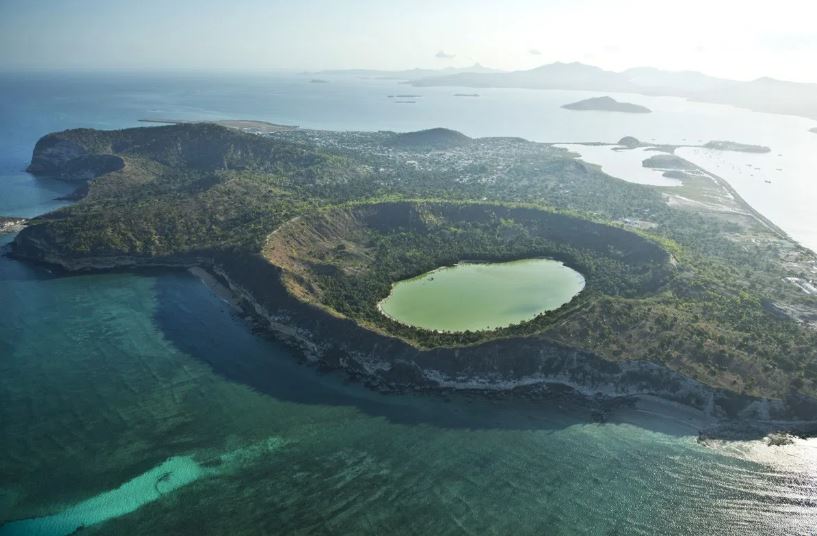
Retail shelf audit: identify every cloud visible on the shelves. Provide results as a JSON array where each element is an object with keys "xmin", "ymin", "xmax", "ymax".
[
  {"xmin": 435, "ymin": 50, "xmax": 455, "ymax": 59},
  {"xmin": 528, "ymin": 49, "xmax": 541, "ymax": 56}
]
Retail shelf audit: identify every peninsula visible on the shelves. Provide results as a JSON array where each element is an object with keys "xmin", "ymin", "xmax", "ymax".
[
  {"xmin": 702, "ymin": 140, "xmax": 772, "ymax": 153},
  {"xmin": 12, "ymin": 123, "xmax": 817, "ymax": 422}
]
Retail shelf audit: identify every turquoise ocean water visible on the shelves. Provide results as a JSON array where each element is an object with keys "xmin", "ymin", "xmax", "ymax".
[{"xmin": 0, "ymin": 72, "xmax": 816, "ymax": 534}]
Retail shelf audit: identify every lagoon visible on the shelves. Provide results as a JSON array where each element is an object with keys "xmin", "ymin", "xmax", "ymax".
[
  {"xmin": 378, "ymin": 259, "xmax": 585, "ymax": 332},
  {"xmin": 555, "ymin": 144, "xmax": 683, "ymax": 187}
]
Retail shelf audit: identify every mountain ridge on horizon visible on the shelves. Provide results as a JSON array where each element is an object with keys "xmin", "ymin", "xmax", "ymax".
[
  {"xmin": 319, "ymin": 61, "xmax": 817, "ymax": 122},
  {"xmin": 319, "ymin": 60, "xmax": 816, "ymax": 86},
  {"xmin": 315, "ymin": 62, "xmax": 503, "ymax": 79},
  {"xmin": 409, "ymin": 61, "xmax": 817, "ymax": 121}
]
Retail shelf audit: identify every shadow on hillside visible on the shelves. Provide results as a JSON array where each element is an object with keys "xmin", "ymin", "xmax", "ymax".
[{"xmin": 151, "ymin": 269, "xmax": 725, "ymax": 438}]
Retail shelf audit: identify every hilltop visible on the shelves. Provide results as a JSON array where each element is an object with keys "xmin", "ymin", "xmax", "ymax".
[{"xmin": 385, "ymin": 128, "xmax": 472, "ymax": 150}]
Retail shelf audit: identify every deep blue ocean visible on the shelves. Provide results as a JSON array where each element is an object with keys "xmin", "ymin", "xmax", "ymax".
[{"xmin": 1, "ymin": 71, "xmax": 816, "ymax": 535}]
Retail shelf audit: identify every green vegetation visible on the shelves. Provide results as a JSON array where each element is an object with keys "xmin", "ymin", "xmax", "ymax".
[
  {"xmin": 265, "ymin": 201, "xmax": 671, "ymax": 347},
  {"xmin": 642, "ymin": 154, "xmax": 697, "ymax": 171},
  {"xmin": 384, "ymin": 128, "xmax": 472, "ymax": 150},
  {"xmin": 14, "ymin": 123, "xmax": 817, "ymax": 399},
  {"xmin": 16, "ymin": 124, "xmax": 366, "ymax": 257}
]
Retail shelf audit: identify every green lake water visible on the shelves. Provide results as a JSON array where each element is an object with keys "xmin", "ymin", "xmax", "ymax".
[{"xmin": 378, "ymin": 259, "xmax": 585, "ymax": 332}]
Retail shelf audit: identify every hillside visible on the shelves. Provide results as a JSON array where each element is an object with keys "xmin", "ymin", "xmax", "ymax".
[
  {"xmin": 15, "ymin": 124, "xmax": 369, "ymax": 257},
  {"xmin": 264, "ymin": 201, "xmax": 671, "ymax": 345},
  {"xmin": 385, "ymin": 128, "xmax": 472, "ymax": 150}
]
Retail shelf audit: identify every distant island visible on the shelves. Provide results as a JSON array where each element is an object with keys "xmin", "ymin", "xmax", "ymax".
[
  {"xmin": 703, "ymin": 141, "xmax": 771, "ymax": 153},
  {"xmin": 617, "ymin": 136, "xmax": 641, "ymax": 148},
  {"xmin": 811, "ymin": 127, "xmax": 817, "ymax": 134},
  {"xmin": 454, "ymin": 93, "xmax": 480, "ymax": 97},
  {"xmin": 409, "ymin": 61, "xmax": 817, "ymax": 121},
  {"xmin": 309, "ymin": 79, "xmax": 329, "ymax": 84},
  {"xmin": 562, "ymin": 96, "xmax": 651, "ymax": 113}
]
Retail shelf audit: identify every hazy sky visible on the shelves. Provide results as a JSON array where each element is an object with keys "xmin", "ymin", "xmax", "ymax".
[{"xmin": 2, "ymin": 0, "xmax": 817, "ymax": 83}]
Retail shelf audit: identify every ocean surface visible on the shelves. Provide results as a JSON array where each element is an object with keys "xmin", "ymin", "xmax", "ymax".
[{"xmin": 1, "ymin": 71, "xmax": 816, "ymax": 534}]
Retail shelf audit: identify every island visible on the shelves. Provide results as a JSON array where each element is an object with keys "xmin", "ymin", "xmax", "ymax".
[
  {"xmin": 810, "ymin": 127, "xmax": 817, "ymax": 134},
  {"xmin": 562, "ymin": 96, "xmax": 651, "ymax": 113},
  {"xmin": 617, "ymin": 136, "xmax": 641, "ymax": 148},
  {"xmin": 11, "ymin": 122, "xmax": 817, "ymax": 424},
  {"xmin": 642, "ymin": 154, "xmax": 697, "ymax": 171},
  {"xmin": 703, "ymin": 140, "xmax": 772, "ymax": 153}
]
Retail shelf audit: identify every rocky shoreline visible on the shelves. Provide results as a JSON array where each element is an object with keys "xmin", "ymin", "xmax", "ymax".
[
  {"xmin": 8, "ymin": 241, "xmax": 817, "ymax": 438},
  {"xmin": 214, "ymin": 256, "xmax": 817, "ymax": 430},
  {"xmin": 11, "ymin": 122, "xmax": 817, "ymax": 439}
]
